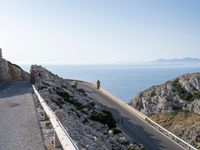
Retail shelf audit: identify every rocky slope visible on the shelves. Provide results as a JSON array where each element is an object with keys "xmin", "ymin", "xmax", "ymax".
[
  {"xmin": 0, "ymin": 58, "xmax": 30, "ymax": 83},
  {"xmin": 31, "ymin": 65, "xmax": 143, "ymax": 150},
  {"xmin": 130, "ymin": 73, "xmax": 200, "ymax": 115},
  {"xmin": 129, "ymin": 72, "xmax": 200, "ymax": 148}
]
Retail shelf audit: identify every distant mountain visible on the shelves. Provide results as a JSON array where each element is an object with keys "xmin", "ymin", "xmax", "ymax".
[
  {"xmin": 153, "ymin": 58, "xmax": 200, "ymax": 64},
  {"xmin": 114, "ymin": 58, "xmax": 200, "ymax": 66}
]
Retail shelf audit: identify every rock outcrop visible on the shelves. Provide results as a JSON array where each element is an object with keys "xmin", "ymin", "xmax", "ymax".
[
  {"xmin": 31, "ymin": 65, "xmax": 143, "ymax": 150},
  {"xmin": 129, "ymin": 72, "xmax": 200, "ymax": 148},
  {"xmin": 0, "ymin": 50, "xmax": 30, "ymax": 83},
  {"xmin": 130, "ymin": 73, "xmax": 200, "ymax": 115}
]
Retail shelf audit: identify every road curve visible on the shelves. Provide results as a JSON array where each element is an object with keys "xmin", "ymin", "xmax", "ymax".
[
  {"xmin": 0, "ymin": 81, "xmax": 45, "ymax": 150},
  {"xmin": 77, "ymin": 81, "xmax": 185, "ymax": 150}
]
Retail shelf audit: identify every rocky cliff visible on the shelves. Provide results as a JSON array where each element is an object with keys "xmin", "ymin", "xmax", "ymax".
[
  {"xmin": 0, "ymin": 58, "xmax": 30, "ymax": 83},
  {"xmin": 31, "ymin": 65, "xmax": 143, "ymax": 150},
  {"xmin": 129, "ymin": 72, "xmax": 200, "ymax": 148},
  {"xmin": 130, "ymin": 73, "xmax": 200, "ymax": 115}
]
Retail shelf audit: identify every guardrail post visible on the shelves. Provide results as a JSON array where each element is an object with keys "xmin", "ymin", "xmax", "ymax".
[
  {"xmin": 44, "ymin": 112, "xmax": 49, "ymax": 121},
  {"xmin": 33, "ymin": 85, "xmax": 79, "ymax": 150},
  {"xmin": 54, "ymin": 131, "xmax": 62, "ymax": 148}
]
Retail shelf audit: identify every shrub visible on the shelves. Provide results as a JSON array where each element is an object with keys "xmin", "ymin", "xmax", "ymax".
[
  {"xmin": 172, "ymin": 80, "xmax": 193, "ymax": 101},
  {"xmin": 78, "ymin": 88, "xmax": 87, "ymax": 96},
  {"xmin": 151, "ymin": 91, "xmax": 156, "ymax": 97},
  {"xmin": 90, "ymin": 110, "xmax": 116, "ymax": 128},
  {"xmin": 112, "ymin": 128, "xmax": 122, "ymax": 135},
  {"xmin": 172, "ymin": 105, "xmax": 181, "ymax": 110},
  {"xmin": 56, "ymin": 90, "xmax": 86, "ymax": 110},
  {"xmin": 192, "ymin": 92, "xmax": 200, "ymax": 100},
  {"xmin": 72, "ymin": 100, "xmax": 87, "ymax": 110},
  {"xmin": 56, "ymin": 90, "xmax": 71, "ymax": 101},
  {"xmin": 128, "ymin": 146, "xmax": 140, "ymax": 150},
  {"xmin": 37, "ymin": 86, "xmax": 47, "ymax": 90}
]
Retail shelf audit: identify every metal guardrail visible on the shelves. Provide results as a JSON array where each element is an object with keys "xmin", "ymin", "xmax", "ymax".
[
  {"xmin": 100, "ymin": 88, "xmax": 146, "ymax": 120},
  {"xmin": 33, "ymin": 85, "xmax": 79, "ymax": 150},
  {"xmin": 34, "ymin": 79, "xmax": 197, "ymax": 150},
  {"xmin": 85, "ymin": 82, "xmax": 196, "ymax": 150}
]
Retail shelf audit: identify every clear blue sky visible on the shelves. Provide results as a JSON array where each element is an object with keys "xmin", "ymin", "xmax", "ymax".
[{"xmin": 0, "ymin": 0, "xmax": 200, "ymax": 64}]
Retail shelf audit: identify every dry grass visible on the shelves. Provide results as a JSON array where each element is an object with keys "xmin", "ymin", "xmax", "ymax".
[
  {"xmin": 149, "ymin": 111, "xmax": 200, "ymax": 149},
  {"xmin": 150, "ymin": 110, "xmax": 200, "ymax": 130}
]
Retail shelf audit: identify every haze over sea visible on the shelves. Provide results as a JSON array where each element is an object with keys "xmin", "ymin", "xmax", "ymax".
[{"xmin": 23, "ymin": 64, "xmax": 200, "ymax": 103}]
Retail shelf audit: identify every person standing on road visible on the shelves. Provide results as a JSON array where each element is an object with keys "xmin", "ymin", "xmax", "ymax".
[{"xmin": 96, "ymin": 80, "xmax": 100, "ymax": 89}]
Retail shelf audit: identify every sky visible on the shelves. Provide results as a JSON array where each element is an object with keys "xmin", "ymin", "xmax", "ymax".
[{"xmin": 0, "ymin": 0, "xmax": 200, "ymax": 64}]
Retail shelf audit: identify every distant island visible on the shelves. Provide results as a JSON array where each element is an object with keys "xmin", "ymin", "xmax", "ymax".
[
  {"xmin": 152, "ymin": 58, "xmax": 200, "ymax": 64},
  {"xmin": 114, "ymin": 58, "xmax": 200, "ymax": 66}
]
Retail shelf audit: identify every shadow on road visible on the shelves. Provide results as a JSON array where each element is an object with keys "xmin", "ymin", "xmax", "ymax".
[
  {"xmin": 105, "ymin": 105, "xmax": 167, "ymax": 150},
  {"xmin": 0, "ymin": 80, "xmax": 32, "ymax": 98}
]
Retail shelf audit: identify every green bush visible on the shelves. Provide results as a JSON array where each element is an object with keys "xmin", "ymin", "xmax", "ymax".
[
  {"xmin": 112, "ymin": 128, "xmax": 122, "ymax": 135},
  {"xmin": 56, "ymin": 90, "xmax": 86, "ymax": 110},
  {"xmin": 56, "ymin": 90, "xmax": 71, "ymax": 101},
  {"xmin": 128, "ymin": 146, "xmax": 142, "ymax": 150},
  {"xmin": 192, "ymin": 92, "xmax": 200, "ymax": 100},
  {"xmin": 90, "ymin": 110, "xmax": 116, "ymax": 128},
  {"xmin": 72, "ymin": 100, "xmax": 87, "ymax": 110},
  {"xmin": 78, "ymin": 88, "xmax": 86, "ymax": 94},
  {"xmin": 172, "ymin": 80, "xmax": 193, "ymax": 101},
  {"xmin": 172, "ymin": 105, "xmax": 181, "ymax": 110},
  {"xmin": 37, "ymin": 86, "xmax": 47, "ymax": 90},
  {"xmin": 151, "ymin": 91, "xmax": 156, "ymax": 97}
]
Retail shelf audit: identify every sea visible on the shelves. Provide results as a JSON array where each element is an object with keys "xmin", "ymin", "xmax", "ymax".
[{"xmin": 22, "ymin": 64, "xmax": 200, "ymax": 103}]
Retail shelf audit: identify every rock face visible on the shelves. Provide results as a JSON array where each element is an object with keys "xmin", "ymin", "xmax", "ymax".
[
  {"xmin": 31, "ymin": 65, "xmax": 143, "ymax": 150},
  {"xmin": 129, "ymin": 72, "xmax": 200, "ymax": 148},
  {"xmin": 130, "ymin": 73, "xmax": 200, "ymax": 115},
  {"xmin": 0, "ymin": 50, "xmax": 30, "ymax": 83}
]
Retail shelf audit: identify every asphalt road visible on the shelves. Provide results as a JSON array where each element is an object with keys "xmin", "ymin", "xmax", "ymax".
[
  {"xmin": 0, "ymin": 81, "xmax": 45, "ymax": 150},
  {"xmin": 77, "ymin": 81, "xmax": 185, "ymax": 150}
]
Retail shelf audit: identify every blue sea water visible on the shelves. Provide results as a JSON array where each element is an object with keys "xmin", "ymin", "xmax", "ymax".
[{"xmin": 22, "ymin": 65, "xmax": 200, "ymax": 103}]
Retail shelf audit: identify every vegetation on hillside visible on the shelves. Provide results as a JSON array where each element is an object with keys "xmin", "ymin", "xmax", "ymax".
[
  {"xmin": 90, "ymin": 109, "xmax": 116, "ymax": 129},
  {"xmin": 56, "ymin": 89, "xmax": 86, "ymax": 110},
  {"xmin": 172, "ymin": 79, "xmax": 200, "ymax": 101},
  {"xmin": 56, "ymin": 89, "xmax": 118, "ymax": 129}
]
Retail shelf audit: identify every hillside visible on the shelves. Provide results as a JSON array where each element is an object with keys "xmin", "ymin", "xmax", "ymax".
[
  {"xmin": 129, "ymin": 72, "xmax": 200, "ymax": 148},
  {"xmin": 31, "ymin": 65, "xmax": 143, "ymax": 150}
]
